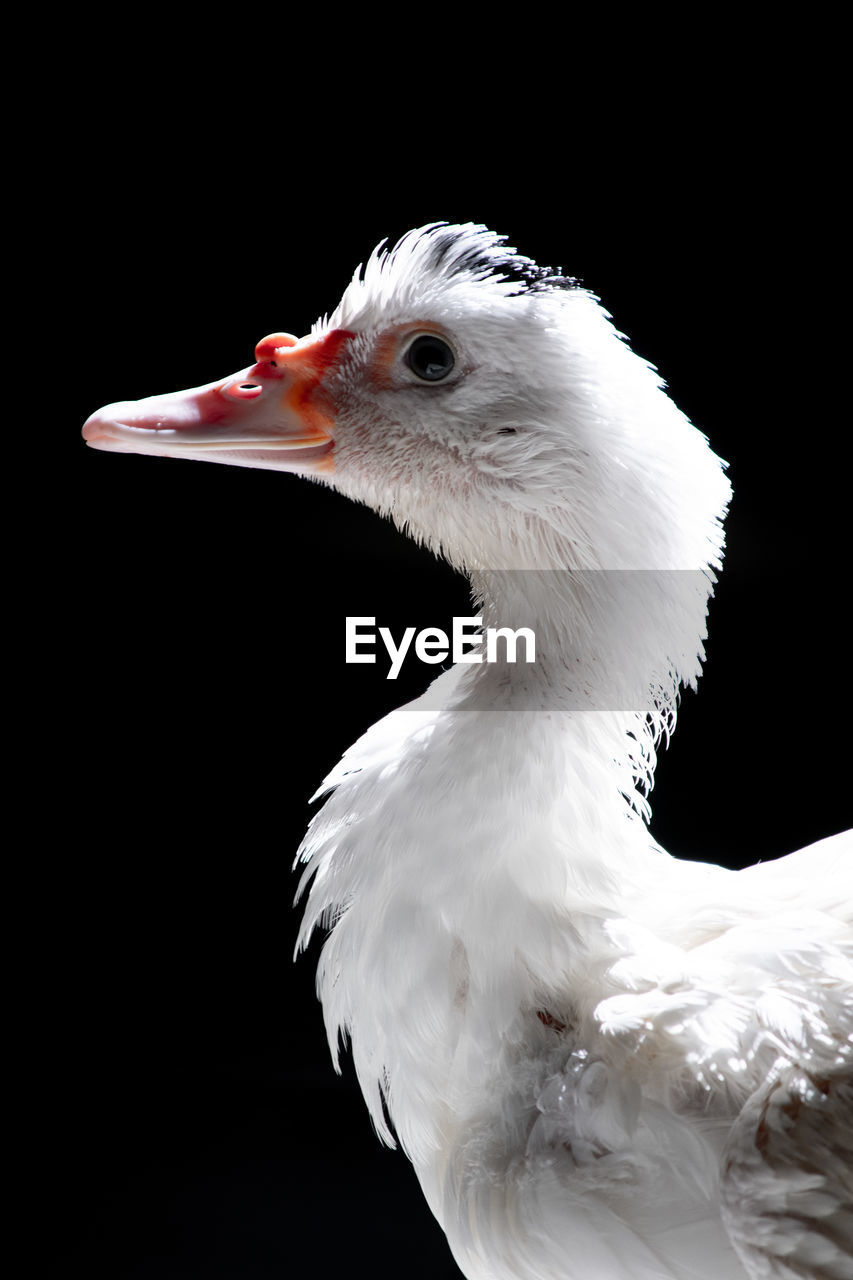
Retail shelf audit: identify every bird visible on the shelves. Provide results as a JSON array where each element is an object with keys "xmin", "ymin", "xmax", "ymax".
[{"xmin": 83, "ymin": 223, "xmax": 852, "ymax": 1280}]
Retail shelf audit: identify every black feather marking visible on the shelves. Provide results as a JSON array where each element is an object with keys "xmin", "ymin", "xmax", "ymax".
[{"xmin": 424, "ymin": 227, "xmax": 578, "ymax": 296}]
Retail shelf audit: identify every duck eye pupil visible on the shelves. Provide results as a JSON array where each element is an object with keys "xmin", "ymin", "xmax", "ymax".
[{"xmin": 406, "ymin": 335, "xmax": 455, "ymax": 382}]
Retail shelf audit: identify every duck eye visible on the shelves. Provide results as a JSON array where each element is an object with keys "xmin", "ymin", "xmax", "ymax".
[{"xmin": 405, "ymin": 335, "xmax": 455, "ymax": 382}]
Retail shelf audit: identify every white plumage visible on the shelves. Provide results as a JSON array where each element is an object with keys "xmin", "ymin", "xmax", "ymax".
[{"xmin": 84, "ymin": 224, "xmax": 853, "ymax": 1280}]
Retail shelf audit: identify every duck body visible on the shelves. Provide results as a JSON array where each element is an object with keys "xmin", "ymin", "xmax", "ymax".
[
  {"xmin": 298, "ymin": 654, "xmax": 851, "ymax": 1280},
  {"xmin": 84, "ymin": 225, "xmax": 853, "ymax": 1279}
]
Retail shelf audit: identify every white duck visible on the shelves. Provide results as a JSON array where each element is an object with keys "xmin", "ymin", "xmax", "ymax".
[{"xmin": 84, "ymin": 224, "xmax": 852, "ymax": 1280}]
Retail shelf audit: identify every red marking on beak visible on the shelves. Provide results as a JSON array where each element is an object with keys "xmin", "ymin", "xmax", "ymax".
[{"xmin": 254, "ymin": 332, "xmax": 299, "ymax": 363}]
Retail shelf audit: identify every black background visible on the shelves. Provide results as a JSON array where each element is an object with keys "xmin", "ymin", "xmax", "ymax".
[{"xmin": 30, "ymin": 25, "xmax": 849, "ymax": 1279}]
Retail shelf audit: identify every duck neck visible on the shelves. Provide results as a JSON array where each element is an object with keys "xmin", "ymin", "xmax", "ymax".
[
  {"xmin": 430, "ymin": 562, "xmax": 715, "ymax": 859},
  {"xmin": 463, "ymin": 565, "xmax": 710, "ymax": 720}
]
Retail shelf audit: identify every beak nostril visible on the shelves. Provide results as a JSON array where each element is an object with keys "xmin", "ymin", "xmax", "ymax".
[{"xmin": 225, "ymin": 381, "xmax": 264, "ymax": 401}]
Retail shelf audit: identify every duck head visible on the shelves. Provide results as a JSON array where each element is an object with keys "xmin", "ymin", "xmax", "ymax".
[{"xmin": 84, "ymin": 223, "xmax": 729, "ymax": 579}]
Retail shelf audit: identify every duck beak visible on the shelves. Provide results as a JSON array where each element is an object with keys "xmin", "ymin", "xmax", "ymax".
[{"xmin": 82, "ymin": 329, "xmax": 352, "ymax": 474}]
